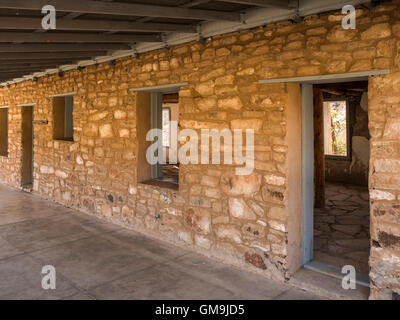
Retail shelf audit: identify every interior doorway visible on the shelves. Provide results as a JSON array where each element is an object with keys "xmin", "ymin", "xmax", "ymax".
[
  {"xmin": 292, "ymin": 72, "xmax": 390, "ymax": 288},
  {"xmin": 21, "ymin": 104, "xmax": 34, "ymax": 187},
  {"xmin": 312, "ymin": 82, "xmax": 370, "ymax": 278},
  {"xmin": 259, "ymin": 70, "xmax": 389, "ymax": 295}
]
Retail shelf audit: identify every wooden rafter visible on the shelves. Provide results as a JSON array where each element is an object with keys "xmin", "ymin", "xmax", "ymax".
[{"xmin": 0, "ymin": 0, "xmax": 241, "ymax": 22}]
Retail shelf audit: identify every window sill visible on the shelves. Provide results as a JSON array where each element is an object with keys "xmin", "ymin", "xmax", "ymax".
[
  {"xmin": 139, "ymin": 179, "xmax": 179, "ymax": 191},
  {"xmin": 325, "ymin": 155, "xmax": 351, "ymax": 161}
]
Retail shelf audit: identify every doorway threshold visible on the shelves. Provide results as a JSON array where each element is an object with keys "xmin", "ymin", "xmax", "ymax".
[
  {"xmin": 290, "ymin": 266, "xmax": 370, "ymax": 300},
  {"xmin": 304, "ymin": 260, "xmax": 370, "ymax": 288}
]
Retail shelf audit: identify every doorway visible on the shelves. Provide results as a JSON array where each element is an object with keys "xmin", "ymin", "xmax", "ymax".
[
  {"xmin": 296, "ymin": 74, "xmax": 383, "ymax": 290},
  {"xmin": 258, "ymin": 70, "xmax": 390, "ymax": 296},
  {"xmin": 21, "ymin": 104, "xmax": 34, "ymax": 187},
  {"xmin": 312, "ymin": 82, "xmax": 370, "ymax": 278}
]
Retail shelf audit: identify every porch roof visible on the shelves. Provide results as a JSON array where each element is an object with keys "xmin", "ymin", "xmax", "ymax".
[{"xmin": 0, "ymin": 0, "xmax": 374, "ymax": 86}]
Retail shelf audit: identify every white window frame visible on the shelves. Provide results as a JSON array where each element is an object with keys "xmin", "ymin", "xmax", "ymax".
[{"xmin": 323, "ymin": 98, "xmax": 351, "ymax": 161}]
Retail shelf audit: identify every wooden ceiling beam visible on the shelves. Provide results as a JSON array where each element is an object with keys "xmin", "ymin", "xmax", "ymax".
[
  {"xmin": 0, "ymin": 32, "xmax": 162, "ymax": 43},
  {"xmin": 216, "ymin": 0, "xmax": 296, "ymax": 9},
  {"xmin": 0, "ymin": 43, "xmax": 131, "ymax": 52},
  {"xmin": 0, "ymin": 68, "xmax": 57, "ymax": 73},
  {"xmin": 0, "ymin": 0, "xmax": 241, "ymax": 22},
  {"xmin": 0, "ymin": 17, "xmax": 197, "ymax": 33},
  {"xmin": 0, "ymin": 51, "xmax": 107, "ymax": 60},
  {"xmin": 0, "ymin": 59, "xmax": 81, "ymax": 65}
]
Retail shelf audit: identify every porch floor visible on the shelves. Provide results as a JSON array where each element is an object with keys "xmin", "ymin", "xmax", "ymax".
[
  {"xmin": 314, "ymin": 182, "xmax": 370, "ymax": 275},
  {"xmin": 0, "ymin": 183, "xmax": 323, "ymax": 300}
]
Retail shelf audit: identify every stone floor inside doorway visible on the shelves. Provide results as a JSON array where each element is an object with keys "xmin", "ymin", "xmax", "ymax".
[{"xmin": 314, "ymin": 182, "xmax": 370, "ymax": 275}]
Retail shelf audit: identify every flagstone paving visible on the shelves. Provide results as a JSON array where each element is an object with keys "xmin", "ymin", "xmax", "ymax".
[{"xmin": 314, "ymin": 183, "xmax": 370, "ymax": 274}]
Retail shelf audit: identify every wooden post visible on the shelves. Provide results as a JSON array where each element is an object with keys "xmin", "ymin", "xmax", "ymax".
[{"xmin": 313, "ymin": 87, "xmax": 325, "ymax": 208}]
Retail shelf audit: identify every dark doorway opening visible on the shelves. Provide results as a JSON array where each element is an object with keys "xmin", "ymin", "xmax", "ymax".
[{"xmin": 21, "ymin": 105, "xmax": 34, "ymax": 187}]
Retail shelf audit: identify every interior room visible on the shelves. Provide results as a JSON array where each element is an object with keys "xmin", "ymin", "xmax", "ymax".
[{"xmin": 313, "ymin": 82, "xmax": 370, "ymax": 277}]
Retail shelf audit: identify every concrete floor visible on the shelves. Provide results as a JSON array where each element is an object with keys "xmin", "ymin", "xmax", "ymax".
[{"xmin": 0, "ymin": 183, "xmax": 324, "ymax": 300}]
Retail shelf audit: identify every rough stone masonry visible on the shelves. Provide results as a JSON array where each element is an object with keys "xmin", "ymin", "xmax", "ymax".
[{"xmin": 0, "ymin": 1, "xmax": 400, "ymax": 300}]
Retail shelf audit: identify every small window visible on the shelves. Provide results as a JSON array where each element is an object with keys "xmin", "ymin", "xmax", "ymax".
[
  {"xmin": 53, "ymin": 95, "xmax": 74, "ymax": 141},
  {"xmin": 135, "ymin": 90, "xmax": 180, "ymax": 190},
  {"xmin": 0, "ymin": 107, "xmax": 8, "ymax": 157},
  {"xmin": 324, "ymin": 100, "xmax": 350, "ymax": 159}
]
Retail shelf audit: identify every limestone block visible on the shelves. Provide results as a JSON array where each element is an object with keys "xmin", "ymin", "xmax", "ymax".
[
  {"xmin": 195, "ymin": 81, "xmax": 214, "ymax": 96},
  {"xmin": 83, "ymin": 123, "xmax": 98, "ymax": 137},
  {"xmin": 178, "ymin": 230, "xmax": 193, "ymax": 245},
  {"xmin": 242, "ymin": 222, "xmax": 265, "ymax": 238},
  {"xmin": 383, "ymin": 118, "xmax": 400, "ymax": 138},
  {"xmin": 361, "ymin": 23, "xmax": 391, "ymax": 40},
  {"xmin": 89, "ymin": 111, "xmax": 108, "ymax": 121},
  {"xmin": 40, "ymin": 165, "xmax": 54, "ymax": 174},
  {"xmin": 185, "ymin": 208, "xmax": 211, "ymax": 235},
  {"xmin": 114, "ymin": 110, "xmax": 127, "ymax": 119},
  {"xmin": 99, "ymin": 124, "xmax": 114, "ymax": 138},
  {"xmin": 326, "ymin": 25, "xmax": 357, "ymax": 42},
  {"xmin": 264, "ymin": 174, "xmax": 286, "ymax": 187},
  {"xmin": 215, "ymin": 225, "xmax": 242, "ymax": 244},
  {"xmin": 261, "ymin": 186, "xmax": 285, "ymax": 204},
  {"xmin": 200, "ymin": 175, "xmax": 220, "ymax": 188},
  {"xmin": 230, "ymin": 119, "xmax": 263, "ymax": 131},
  {"xmin": 370, "ymin": 190, "xmax": 396, "ymax": 201},
  {"xmin": 269, "ymin": 220, "xmax": 286, "ymax": 232},
  {"xmin": 221, "ymin": 173, "xmax": 261, "ymax": 197},
  {"xmin": 55, "ymin": 170, "xmax": 68, "ymax": 179},
  {"xmin": 195, "ymin": 97, "xmax": 217, "ymax": 111},
  {"xmin": 119, "ymin": 129, "xmax": 130, "ymax": 138},
  {"xmin": 228, "ymin": 198, "xmax": 256, "ymax": 220},
  {"xmin": 217, "ymin": 97, "xmax": 243, "ymax": 111},
  {"xmin": 374, "ymin": 159, "xmax": 400, "ymax": 173}
]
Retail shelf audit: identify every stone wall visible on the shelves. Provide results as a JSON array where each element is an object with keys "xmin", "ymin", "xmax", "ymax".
[
  {"xmin": 0, "ymin": 95, "xmax": 23, "ymax": 187},
  {"xmin": 369, "ymin": 72, "xmax": 400, "ymax": 300},
  {"xmin": 0, "ymin": 1, "xmax": 400, "ymax": 299}
]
